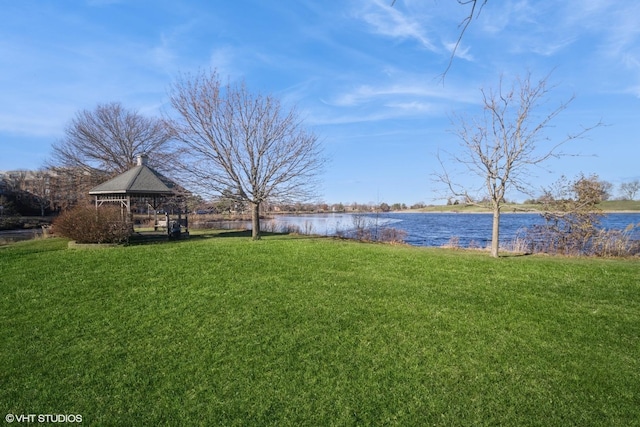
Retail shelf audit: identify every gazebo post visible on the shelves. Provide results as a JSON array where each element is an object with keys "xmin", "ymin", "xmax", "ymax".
[
  {"xmin": 184, "ymin": 207, "xmax": 189, "ymax": 235},
  {"xmin": 127, "ymin": 195, "xmax": 133, "ymax": 229},
  {"xmin": 153, "ymin": 196, "xmax": 159, "ymax": 231}
]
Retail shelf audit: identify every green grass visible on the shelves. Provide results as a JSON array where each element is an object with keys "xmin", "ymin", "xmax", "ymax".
[
  {"xmin": 1, "ymin": 233, "xmax": 639, "ymax": 426},
  {"xmin": 600, "ymin": 200, "xmax": 640, "ymax": 211}
]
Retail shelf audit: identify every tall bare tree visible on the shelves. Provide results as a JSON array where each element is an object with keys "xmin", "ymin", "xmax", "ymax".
[
  {"xmin": 50, "ymin": 102, "xmax": 175, "ymax": 175},
  {"xmin": 167, "ymin": 70, "xmax": 324, "ymax": 240},
  {"xmin": 436, "ymin": 72, "xmax": 599, "ymax": 257}
]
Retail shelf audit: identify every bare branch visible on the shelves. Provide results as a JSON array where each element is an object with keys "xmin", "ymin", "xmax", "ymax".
[
  {"xmin": 50, "ymin": 102, "xmax": 176, "ymax": 176},
  {"xmin": 391, "ymin": 0, "xmax": 487, "ymax": 80},
  {"xmin": 439, "ymin": 0, "xmax": 487, "ymax": 81}
]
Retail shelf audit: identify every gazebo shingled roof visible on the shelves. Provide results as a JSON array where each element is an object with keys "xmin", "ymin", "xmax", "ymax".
[
  {"xmin": 89, "ymin": 161, "xmax": 173, "ymax": 195},
  {"xmin": 89, "ymin": 154, "xmax": 176, "ymax": 214}
]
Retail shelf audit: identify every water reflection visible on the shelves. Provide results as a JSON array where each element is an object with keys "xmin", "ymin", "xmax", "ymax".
[{"xmin": 262, "ymin": 213, "xmax": 400, "ymax": 237}]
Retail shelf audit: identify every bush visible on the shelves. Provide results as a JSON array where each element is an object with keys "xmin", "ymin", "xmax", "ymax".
[
  {"xmin": 378, "ymin": 227, "xmax": 407, "ymax": 244},
  {"xmin": 519, "ymin": 174, "xmax": 610, "ymax": 256},
  {"xmin": 53, "ymin": 205, "xmax": 132, "ymax": 244},
  {"xmin": 590, "ymin": 225, "xmax": 640, "ymax": 257},
  {"xmin": 519, "ymin": 222, "xmax": 640, "ymax": 257},
  {"xmin": 442, "ymin": 236, "xmax": 461, "ymax": 249}
]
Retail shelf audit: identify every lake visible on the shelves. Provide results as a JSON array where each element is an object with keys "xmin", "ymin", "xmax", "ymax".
[{"xmin": 265, "ymin": 212, "xmax": 640, "ymax": 248}]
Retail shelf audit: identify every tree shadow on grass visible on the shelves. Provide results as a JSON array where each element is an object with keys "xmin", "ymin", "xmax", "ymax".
[{"xmin": 202, "ymin": 230, "xmax": 294, "ymax": 239}]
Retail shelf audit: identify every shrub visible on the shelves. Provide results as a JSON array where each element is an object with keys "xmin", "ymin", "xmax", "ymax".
[
  {"xmin": 590, "ymin": 224, "xmax": 640, "ymax": 257},
  {"xmin": 519, "ymin": 222, "xmax": 640, "ymax": 257},
  {"xmin": 378, "ymin": 227, "xmax": 407, "ymax": 244},
  {"xmin": 53, "ymin": 205, "xmax": 132, "ymax": 244},
  {"xmin": 442, "ymin": 236, "xmax": 461, "ymax": 249},
  {"xmin": 519, "ymin": 174, "xmax": 608, "ymax": 256}
]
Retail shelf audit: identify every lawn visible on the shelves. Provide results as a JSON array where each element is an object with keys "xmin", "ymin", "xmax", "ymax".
[{"xmin": 1, "ymin": 233, "xmax": 639, "ymax": 426}]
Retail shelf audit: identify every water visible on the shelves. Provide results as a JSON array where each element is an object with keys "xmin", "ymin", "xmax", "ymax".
[
  {"xmin": 262, "ymin": 214, "xmax": 400, "ymax": 237},
  {"xmin": 0, "ymin": 229, "xmax": 44, "ymax": 245},
  {"xmin": 268, "ymin": 212, "xmax": 640, "ymax": 248}
]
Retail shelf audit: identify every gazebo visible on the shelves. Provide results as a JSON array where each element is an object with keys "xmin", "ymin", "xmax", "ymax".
[{"xmin": 89, "ymin": 154, "xmax": 184, "ymax": 234}]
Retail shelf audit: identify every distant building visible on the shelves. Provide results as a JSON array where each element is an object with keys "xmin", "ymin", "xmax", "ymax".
[{"xmin": 0, "ymin": 167, "xmax": 105, "ymax": 214}]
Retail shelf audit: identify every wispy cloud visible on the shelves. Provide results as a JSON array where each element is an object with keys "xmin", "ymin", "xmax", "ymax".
[
  {"xmin": 327, "ymin": 81, "xmax": 477, "ymax": 108},
  {"xmin": 300, "ymin": 77, "xmax": 481, "ymax": 127},
  {"xmin": 384, "ymin": 101, "xmax": 437, "ymax": 114},
  {"xmin": 303, "ymin": 109, "xmax": 408, "ymax": 126},
  {"xmin": 529, "ymin": 38, "xmax": 576, "ymax": 57},
  {"xmin": 596, "ymin": 4, "xmax": 640, "ymax": 59},
  {"xmin": 443, "ymin": 41, "xmax": 474, "ymax": 61},
  {"xmin": 208, "ymin": 46, "xmax": 240, "ymax": 80},
  {"xmin": 355, "ymin": 0, "xmax": 437, "ymax": 51},
  {"xmin": 559, "ymin": 2, "xmax": 640, "ymax": 95},
  {"xmin": 147, "ymin": 20, "xmax": 203, "ymax": 73}
]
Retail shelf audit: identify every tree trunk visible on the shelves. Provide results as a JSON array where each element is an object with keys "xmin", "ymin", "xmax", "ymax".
[
  {"xmin": 251, "ymin": 202, "xmax": 261, "ymax": 240},
  {"xmin": 491, "ymin": 206, "xmax": 500, "ymax": 258}
]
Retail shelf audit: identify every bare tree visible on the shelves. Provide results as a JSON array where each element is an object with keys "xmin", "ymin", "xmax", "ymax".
[
  {"xmin": 619, "ymin": 180, "xmax": 640, "ymax": 200},
  {"xmin": 435, "ymin": 72, "xmax": 599, "ymax": 257},
  {"xmin": 22, "ymin": 169, "xmax": 50, "ymax": 216},
  {"xmin": 167, "ymin": 70, "xmax": 325, "ymax": 240},
  {"xmin": 596, "ymin": 179, "xmax": 613, "ymax": 201},
  {"xmin": 50, "ymin": 102, "xmax": 175, "ymax": 175},
  {"xmin": 47, "ymin": 166, "xmax": 107, "ymax": 211}
]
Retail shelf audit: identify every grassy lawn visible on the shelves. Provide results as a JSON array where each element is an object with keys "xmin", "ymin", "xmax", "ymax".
[
  {"xmin": 600, "ymin": 200, "xmax": 640, "ymax": 211},
  {"xmin": 1, "ymin": 233, "xmax": 639, "ymax": 426}
]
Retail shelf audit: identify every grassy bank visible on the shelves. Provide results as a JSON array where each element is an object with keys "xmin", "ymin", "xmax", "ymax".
[{"xmin": 1, "ymin": 234, "xmax": 639, "ymax": 425}]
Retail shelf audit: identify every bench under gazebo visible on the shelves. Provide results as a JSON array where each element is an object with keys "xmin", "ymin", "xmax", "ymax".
[{"xmin": 89, "ymin": 154, "xmax": 187, "ymax": 237}]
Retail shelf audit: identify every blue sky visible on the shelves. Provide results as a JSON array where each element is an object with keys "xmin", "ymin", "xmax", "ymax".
[{"xmin": 1, "ymin": 0, "xmax": 639, "ymax": 204}]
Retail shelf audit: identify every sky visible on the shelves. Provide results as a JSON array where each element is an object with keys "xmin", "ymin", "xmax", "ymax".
[{"xmin": 1, "ymin": 0, "xmax": 639, "ymax": 205}]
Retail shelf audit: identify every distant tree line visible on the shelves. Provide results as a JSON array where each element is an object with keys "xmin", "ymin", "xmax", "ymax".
[
  {"xmin": 187, "ymin": 199, "xmax": 415, "ymax": 216},
  {"xmin": 2, "ymin": 167, "xmax": 637, "ymax": 221}
]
